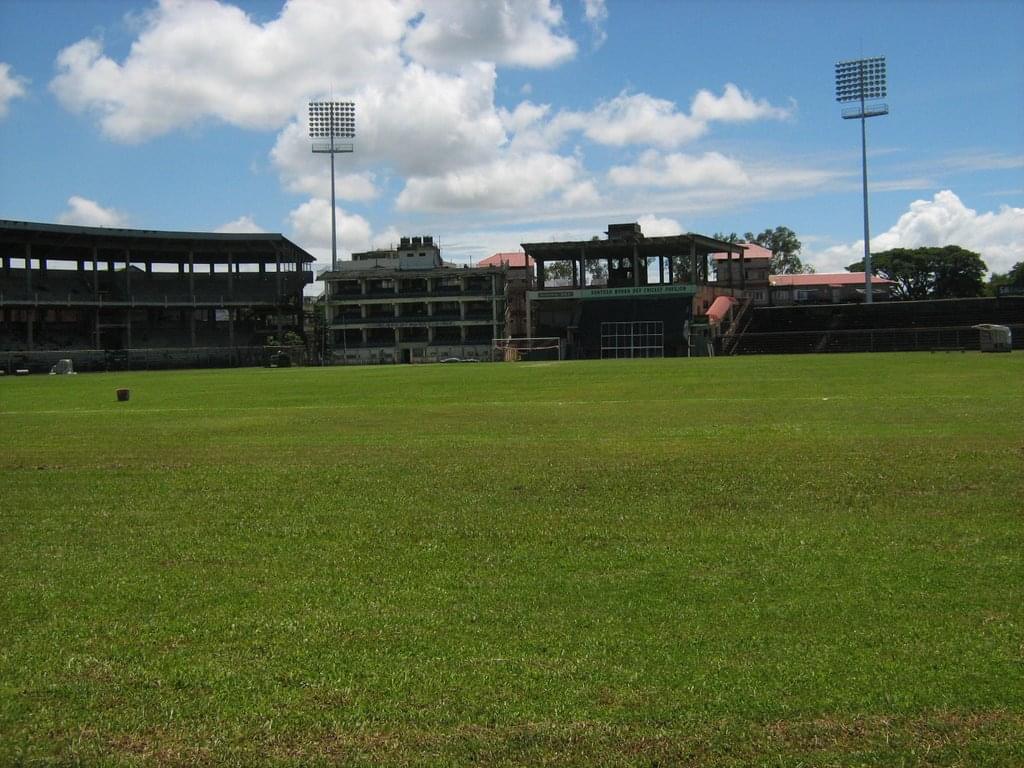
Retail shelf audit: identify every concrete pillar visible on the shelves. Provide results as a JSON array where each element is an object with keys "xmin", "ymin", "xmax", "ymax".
[
  {"xmin": 24, "ymin": 243, "xmax": 31, "ymax": 294},
  {"xmin": 26, "ymin": 308, "xmax": 34, "ymax": 350},
  {"xmin": 632, "ymin": 243, "xmax": 640, "ymax": 287}
]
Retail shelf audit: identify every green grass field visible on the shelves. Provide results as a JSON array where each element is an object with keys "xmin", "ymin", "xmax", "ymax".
[{"xmin": 2, "ymin": 353, "xmax": 1023, "ymax": 766}]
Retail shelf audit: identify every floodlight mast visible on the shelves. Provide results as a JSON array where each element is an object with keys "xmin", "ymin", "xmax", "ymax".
[
  {"xmin": 308, "ymin": 100, "xmax": 355, "ymax": 271},
  {"xmin": 835, "ymin": 57, "xmax": 888, "ymax": 303}
]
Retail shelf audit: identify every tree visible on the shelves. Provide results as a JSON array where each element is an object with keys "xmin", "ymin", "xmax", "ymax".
[
  {"xmin": 543, "ymin": 259, "xmax": 607, "ymax": 283},
  {"xmin": 847, "ymin": 246, "xmax": 987, "ymax": 300},
  {"xmin": 714, "ymin": 226, "xmax": 812, "ymax": 274},
  {"xmin": 745, "ymin": 226, "xmax": 813, "ymax": 275},
  {"xmin": 987, "ymin": 260, "xmax": 1024, "ymax": 295},
  {"xmin": 711, "ymin": 232, "xmax": 743, "ymax": 244}
]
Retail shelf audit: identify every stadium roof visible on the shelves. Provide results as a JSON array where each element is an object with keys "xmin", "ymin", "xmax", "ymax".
[
  {"xmin": 0, "ymin": 220, "xmax": 315, "ymax": 264},
  {"xmin": 522, "ymin": 229, "xmax": 741, "ymax": 261},
  {"xmin": 770, "ymin": 272, "xmax": 895, "ymax": 287}
]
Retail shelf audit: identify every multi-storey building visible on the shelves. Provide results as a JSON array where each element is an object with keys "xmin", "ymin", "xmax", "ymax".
[
  {"xmin": 711, "ymin": 242, "xmax": 772, "ymax": 305},
  {"xmin": 320, "ymin": 236, "xmax": 506, "ymax": 364}
]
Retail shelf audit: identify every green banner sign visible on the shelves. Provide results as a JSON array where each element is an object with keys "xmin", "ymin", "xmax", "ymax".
[{"xmin": 528, "ymin": 284, "xmax": 697, "ymax": 301}]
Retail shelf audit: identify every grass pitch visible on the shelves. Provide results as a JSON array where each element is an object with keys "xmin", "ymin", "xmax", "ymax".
[{"xmin": 1, "ymin": 353, "xmax": 1023, "ymax": 766}]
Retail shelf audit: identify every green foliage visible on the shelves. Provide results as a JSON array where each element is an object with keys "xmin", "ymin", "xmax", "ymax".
[
  {"xmin": 746, "ymin": 226, "xmax": 813, "ymax": 275},
  {"xmin": 266, "ymin": 330, "xmax": 304, "ymax": 347},
  {"xmin": 987, "ymin": 260, "xmax": 1024, "ymax": 295},
  {"xmin": 715, "ymin": 226, "xmax": 813, "ymax": 274},
  {"xmin": 849, "ymin": 245, "xmax": 988, "ymax": 299},
  {"xmin": 544, "ymin": 260, "xmax": 607, "ymax": 283},
  {"xmin": 1, "ymin": 356, "xmax": 1023, "ymax": 764},
  {"xmin": 711, "ymin": 231, "xmax": 743, "ymax": 244}
]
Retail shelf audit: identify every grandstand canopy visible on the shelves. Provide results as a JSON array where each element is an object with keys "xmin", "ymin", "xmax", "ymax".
[
  {"xmin": 521, "ymin": 232, "xmax": 741, "ymax": 262},
  {"xmin": 1, "ymin": 220, "xmax": 315, "ymax": 265}
]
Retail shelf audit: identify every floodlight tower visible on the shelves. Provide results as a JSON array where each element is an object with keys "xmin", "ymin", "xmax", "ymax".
[
  {"xmin": 835, "ymin": 56, "xmax": 888, "ymax": 303},
  {"xmin": 308, "ymin": 100, "xmax": 355, "ymax": 271}
]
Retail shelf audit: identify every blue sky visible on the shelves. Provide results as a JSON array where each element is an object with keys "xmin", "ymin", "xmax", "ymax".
[{"xmin": 1, "ymin": 0, "xmax": 1022, "ymax": 278}]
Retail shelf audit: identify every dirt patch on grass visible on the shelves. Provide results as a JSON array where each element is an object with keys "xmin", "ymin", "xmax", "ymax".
[
  {"xmin": 763, "ymin": 710, "xmax": 1024, "ymax": 758},
  {"xmin": 263, "ymin": 712, "xmax": 1024, "ymax": 767}
]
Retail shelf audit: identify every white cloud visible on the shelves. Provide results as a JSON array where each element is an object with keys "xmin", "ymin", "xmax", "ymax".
[
  {"xmin": 609, "ymin": 150, "xmax": 750, "ymax": 188},
  {"xmin": 691, "ymin": 83, "xmax": 792, "ymax": 122},
  {"xmin": 548, "ymin": 85, "xmax": 791, "ymax": 150},
  {"xmin": 561, "ymin": 180, "xmax": 601, "ymax": 207},
  {"xmin": 555, "ymin": 92, "xmax": 707, "ymax": 148},
  {"xmin": 48, "ymin": 0, "xmax": 579, "ymax": 144},
  {"xmin": 396, "ymin": 152, "xmax": 579, "ymax": 212},
  {"xmin": 50, "ymin": 0, "xmax": 410, "ymax": 142},
  {"xmin": 56, "ymin": 196, "xmax": 128, "ymax": 227},
  {"xmin": 582, "ymin": 0, "xmax": 608, "ymax": 48},
  {"xmin": 371, "ymin": 226, "xmax": 402, "ymax": 250},
  {"xmin": 269, "ymin": 62, "xmax": 507, "ymax": 187},
  {"xmin": 808, "ymin": 190, "xmax": 1024, "ymax": 274},
  {"xmin": 287, "ymin": 198, "xmax": 373, "ymax": 260},
  {"xmin": 637, "ymin": 214, "xmax": 683, "ymax": 237},
  {"xmin": 403, "ymin": 0, "xmax": 576, "ymax": 70},
  {"xmin": 0, "ymin": 63, "xmax": 27, "ymax": 119},
  {"xmin": 215, "ymin": 215, "xmax": 264, "ymax": 233}
]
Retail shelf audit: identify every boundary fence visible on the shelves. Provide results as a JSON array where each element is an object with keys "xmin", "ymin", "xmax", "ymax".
[
  {"xmin": 733, "ymin": 324, "xmax": 1023, "ymax": 355},
  {"xmin": 1, "ymin": 345, "xmax": 307, "ymax": 374}
]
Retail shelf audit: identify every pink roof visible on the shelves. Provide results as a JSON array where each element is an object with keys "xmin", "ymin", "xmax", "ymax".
[
  {"xmin": 477, "ymin": 251, "xmax": 534, "ymax": 268},
  {"xmin": 706, "ymin": 295, "xmax": 738, "ymax": 325},
  {"xmin": 711, "ymin": 243, "xmax": 773, "ymax": 261},
  {"xmin": 769, "ymin": 272, "xmax": 895, "ymax": 287}
]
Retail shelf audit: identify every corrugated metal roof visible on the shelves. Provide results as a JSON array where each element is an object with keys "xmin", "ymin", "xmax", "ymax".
[
  {"xmin": 478, "ymin": 252, "xmax": 534, "ymax": 268},
  {"xmin": 711, "ymin": 243, "xmax": 773, "ymax": 261},
  {"xmin": 770, "ymin": 272, "xmax": 895, "ymax": 287}
]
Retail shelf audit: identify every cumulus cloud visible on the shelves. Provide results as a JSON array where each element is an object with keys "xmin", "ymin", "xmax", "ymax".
[
  {"xmin": 554, "ymin": 92, "xmax": 706, "ymax": 148},
  {"xmin": 691, "ymin": 83, "xmax": 792, "ymax": 122},
  {"xmin": 0, "ymin": 63, "xmax": 27, "ymax": 119},
  {"xmin": 215, "ymin": 215, "xmax": 264, "ymax": 233},
  {"xmin": 48, "ymin": 0, "xmax": 576, "ymax": 144},
  {"xmin": 269, "ymin": 61, "xmax": 506, "ymax": 191},
  {"xmin": 396, "ymin": 152, "xmax": 580, "ymax": 212},
  {"xmin": 637, "ymin": 214, "xmax": 683, "ymax": 237},
  {"xmin": 287, "ymin": 198, "xmax": 373, "ymax": 259},
  {"xmin": 808, "ymin": 190, "xmax": 1024, "ymax": 274},
  {"xmin": 50, "ymin": 0, "xmax": 410, "ymax": 142},
  {"xmin": 404, "ymin": 0, "xmax": 576, "ymax": 69},
  {"xmin": 549, "ymin": 85, "xmax": 791, "ymax": 150},
  {"xmin": 609, "ymin": 150, "xmax": 750, "ymax": 188},
  {"xmin": 57, "ymin": 196, "xmax": 128, "ymax": 227}
]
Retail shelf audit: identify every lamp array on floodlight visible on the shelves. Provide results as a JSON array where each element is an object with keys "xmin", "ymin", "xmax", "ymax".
[
  {"xmin": 308, "ymin": 100, "xmax": 355, "ymax": 271},
  {"xmin": 835, "ymin": 56, "xmax": 888, "ymax": 303}
]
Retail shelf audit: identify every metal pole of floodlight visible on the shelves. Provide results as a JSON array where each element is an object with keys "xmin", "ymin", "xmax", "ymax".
[
  {"xmin": 308, "ymin": 100, "xmax": 355, "ymax": 271},
  {"xmin": 835, "ymin": 56, "xmax": 888, "ymax": 303}
]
